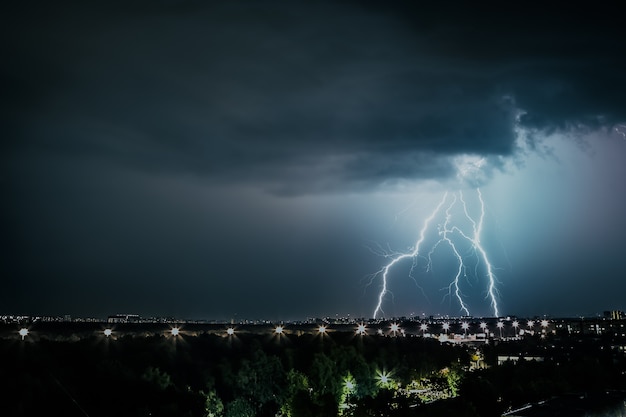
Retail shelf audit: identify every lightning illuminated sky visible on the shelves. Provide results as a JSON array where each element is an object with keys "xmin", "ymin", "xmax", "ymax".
[{"xmin": 2, "ymin": 1, "xmax": 626, "ymax": 319}]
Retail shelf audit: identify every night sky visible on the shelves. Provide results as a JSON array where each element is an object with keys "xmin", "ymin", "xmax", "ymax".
[{"xmin": 2, "ymin": 1, "xmax": 626, "ymax": 320}]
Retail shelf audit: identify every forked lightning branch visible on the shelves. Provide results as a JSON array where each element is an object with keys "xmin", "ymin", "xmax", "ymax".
[{"xmin": 369, "ymin": 188, "xmax": 500, "ymax": 319}]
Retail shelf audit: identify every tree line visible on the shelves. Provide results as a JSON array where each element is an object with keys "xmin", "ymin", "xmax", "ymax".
[{"xmin": 2, "ymin": 330, "xmax": 625, "ymax": 416}]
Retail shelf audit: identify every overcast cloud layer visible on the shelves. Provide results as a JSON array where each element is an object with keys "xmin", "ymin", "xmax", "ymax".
[
  {"xmin": 4, "ymin": 1, "xmax": 625, "ymax": 192},
  {"xmin": 2, "ymin": 1, "xmax": 625, "ymax": 318}
]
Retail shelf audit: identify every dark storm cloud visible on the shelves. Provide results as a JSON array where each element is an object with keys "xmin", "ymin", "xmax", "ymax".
[
  {"xmin": 4, "ymin": 1, "xmax": 624, "ymax": 194},
  {"xmin": 2, "ymin": 1, "xmax": 626, "ymax": 319}
]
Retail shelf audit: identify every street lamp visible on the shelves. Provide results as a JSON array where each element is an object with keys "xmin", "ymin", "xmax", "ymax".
[
  {"xmin": 420, "ymin": 323, "xmax": 428, "ymax": 336},
  {"xmin": 356, "ymin": 323, "xmax": 367, "ymax": 336},
  {"xmin": 496, "ymin": 321, "xmax": 504, "ymax": 338},
  {"xmin": 512, "ymin": 320, "xmax": 519, "ymax": 337},
  {"xmin": 442, "ymin": 322, "xmax": 450, "ymax": 334},
  {"xmin": 19, "ymin": 328, "xmax": 28, "ymax": 340},
  {"xmin": 461, "ymin": 322, "xmax": 469, "ymax": 336},
  {"xmin": 344, "ymin": 376, "xmax": 355, "ymax": 392},
  {"xmin": 480, "ymin": 322, "xmax": 487, "ymax": 333},
  {"xmin": 376, "ymin": 370, "xmax": 393, "ymax": 387}
]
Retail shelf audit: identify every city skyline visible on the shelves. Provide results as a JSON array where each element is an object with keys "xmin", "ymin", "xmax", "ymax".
[{"xmin": 2, "ymin": 1, "xmax": 626, "ymax": 320}]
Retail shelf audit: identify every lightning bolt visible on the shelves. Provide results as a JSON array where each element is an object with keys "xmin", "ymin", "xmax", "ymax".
[
  {"xmin": 370, "ymin": 188, "xmax": 500, "ymax": 318},
  {"xmin": 434, "ymin": 194, "xmax": 470, "ymax": 316},
  {"xmin": 458, "ymin": 189, "xmax": 500, "ymax": 317},
  {"xmin": 371, "ymin": 193, "xmax": 448, "ymax": 319}
]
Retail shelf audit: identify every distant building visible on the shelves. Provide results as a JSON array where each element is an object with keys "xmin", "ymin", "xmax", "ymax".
[
  {"xmin": 497, "ymin": 355, "xmax": 544, "ymax": 366},
  {"xmin": 107, "ymin": 314, "xmax": 140, "ymax": 324},
  {"xmin": 604, "ymin": 310, "xmax": 625, "ymax": 320}
]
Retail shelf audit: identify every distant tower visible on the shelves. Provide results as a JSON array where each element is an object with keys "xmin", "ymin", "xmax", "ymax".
[{"xmin": 604, "ymin": 310, "xmax": 625, "ymax": 320}]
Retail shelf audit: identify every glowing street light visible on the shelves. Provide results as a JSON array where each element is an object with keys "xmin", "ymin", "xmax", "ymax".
[
  {"xmin": 541, "ymin": 319, "xmax": 549, "ymax": 329},
  {"xmin": 420, "ymin": 323, "xmax": 428, "ymax": 336},
  {"xmin": 376, "ymin": 370, "xmax": 393, "ymax": 387},
  {"xmin": 226, "ymin": 327, "xmax": 235, "ymax": 336},
  {"xmin": 19, "ymin": 328, "xmax": 28, "ymax": 340},
  {"xmin": 171, "ymin": 327, "xmax": 180, "ymax": 336},
  {"xmin": 461, "ymin": 322, "xmax": 469, "ymax": 335},
  {"xmin": 274, "ymin": 325, "xmax": 284, "ymax": 335},
  {"xmin": 377, "ymin": 328, "xmax": 383, "ymax": 336},
  {"xmin": 344, "ymin": 379, "xmax": 355, "ymax": 391},
  {"xmin": 356, "ymin": 323, "xmax": 367, "ymax": 336},
  {"xmin": 318, "ymin": 325, "xmax": 327, "ymax": 335},
  {"xmin": 480, "ymin": 322, "xmax": 487, "ymax": 333},
  {"xmin": 103, "ymin": 328, "xmax": 112, "ymax": 337},
  {"xmin": 390, "ymin": 323, "xmax": 400, "ymax": 336},
  {"xmin": 442, "ymin": 322, "xmax": 450, "ymax": 334},
  {"xmin": 527, "ymin": 320, "xmax": 534, "ymax": 329},
  {"xmin": 512, "ymin": 320, "xmax": 519, "ymax": 336},
  {"xmin": 496, "ymin": 321, "xmax": 504, "ymax": 338}
]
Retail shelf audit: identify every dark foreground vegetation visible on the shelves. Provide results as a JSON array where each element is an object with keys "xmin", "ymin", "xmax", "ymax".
[{"xmin": 2, "ymin": 328, "xmax": 625, "ymax": 416}]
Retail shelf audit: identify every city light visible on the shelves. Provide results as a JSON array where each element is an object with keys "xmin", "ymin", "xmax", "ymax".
[
  {"xmin": 344, "ymin": 378, "xmax": 355, "ymax": 391},
  {"xmin": 19, "ymin": 328, "xmax": 28, "ymax": 340},
  {"xmin": 0, "ymin": 316, "xmax": 586, "ymax": 342},
  {"xmin": 376, "ymin": 370, "xmax": 394, "ymax": 387},
  {"xmin": 497, "ymin": 321, "xmax": 504, "ymax": 337}
]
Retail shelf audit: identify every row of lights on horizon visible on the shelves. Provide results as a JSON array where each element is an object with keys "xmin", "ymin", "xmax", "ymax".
[{"xmin": 15, "ymin": 319, "xmax": 550, "ymax": 340}]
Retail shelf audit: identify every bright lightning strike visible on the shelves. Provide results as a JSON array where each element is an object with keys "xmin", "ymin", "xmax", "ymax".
[
  {"xmin": 459, "ymin": 189, "xmax": 500, "ymax": 316},
  {"xmin": 430, "ymin": 194, "xmax": 470, "ymax": 316},
  {"xmin": 370, "ymin": 193, "xmax": 449, "ymax": 318},
  {"xmin": 369, "ymin": 186, "xmax": 501, "ymax": 318}
]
